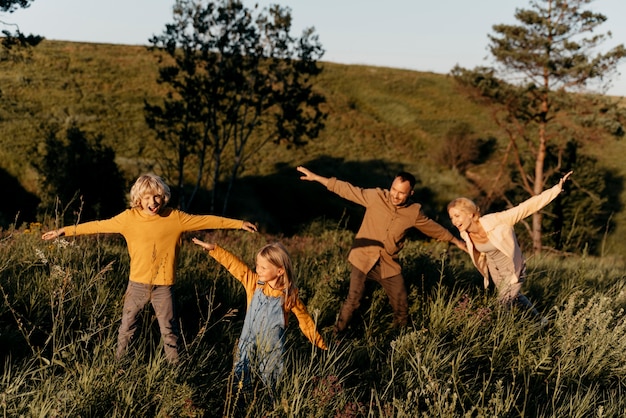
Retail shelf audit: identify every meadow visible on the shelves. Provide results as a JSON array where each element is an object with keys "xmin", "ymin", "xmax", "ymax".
[
  {"xmin": 2, "ymin": 40, "xmax": 626, "ymax": 417},
  {"xmin": 1, "ymin": 219, "xmax": 626, "ymax": 417}
]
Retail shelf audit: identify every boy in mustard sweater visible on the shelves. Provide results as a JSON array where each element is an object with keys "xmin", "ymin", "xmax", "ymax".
[{"xmin": 42, "ymin": 173, "xmax": 257, "ymax": 363}]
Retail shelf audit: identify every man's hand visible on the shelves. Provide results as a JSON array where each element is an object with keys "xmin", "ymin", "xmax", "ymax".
[
  {"xmin": 297, "ymin": 166, "xmax": 330, "ymax": 187},
  {"xmin": 451, "ymin": 237, "xmax": 468, "ymax": 253},
  {"xmin": 297, "ymin": 166, "xmax": 316, "ymax": 181}
]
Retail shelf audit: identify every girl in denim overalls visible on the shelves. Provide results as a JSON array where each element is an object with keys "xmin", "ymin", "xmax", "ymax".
[{"xmin": 192, "ymin": 238, "xmax": 327, "ymax": 395}]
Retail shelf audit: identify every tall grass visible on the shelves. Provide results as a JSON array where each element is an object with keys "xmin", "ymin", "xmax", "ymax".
[{"xmin": 1, "ymin": 222, "xmax": 626, "ymax": 417}]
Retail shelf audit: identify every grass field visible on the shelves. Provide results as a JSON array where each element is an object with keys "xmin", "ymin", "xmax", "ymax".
[{"xmin": 1, "ymin": 223, "xmax": 626, "ymax": 417}]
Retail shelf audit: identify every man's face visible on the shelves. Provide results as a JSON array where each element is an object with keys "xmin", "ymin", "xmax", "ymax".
[
  {"xmin": 389, "ymin": 177, "xmax": 413, "ymax": 207},
  {"xmin": 140, "ymin": 193, "xmax": 164, "ymax": 216}
]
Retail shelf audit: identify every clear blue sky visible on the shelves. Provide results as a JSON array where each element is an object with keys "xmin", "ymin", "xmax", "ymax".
[{"xmin": 5, "ymin": 0, "xmax": 626, "ymax": 96}]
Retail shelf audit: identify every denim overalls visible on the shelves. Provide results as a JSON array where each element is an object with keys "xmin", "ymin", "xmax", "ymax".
[{"xmin": 234, "ymin": 281, "xmax": 286, "ymax": 391}]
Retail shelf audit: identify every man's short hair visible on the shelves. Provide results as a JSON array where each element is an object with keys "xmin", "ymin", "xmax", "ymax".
[{"xmin": 395, "ymin": 171, "xmax": 416, "ymax": 189}]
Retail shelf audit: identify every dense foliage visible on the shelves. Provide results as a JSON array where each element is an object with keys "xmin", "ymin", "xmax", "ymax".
[{"xmin": 35, "ymin": 124, "xmax": 128, "ymax": 224}]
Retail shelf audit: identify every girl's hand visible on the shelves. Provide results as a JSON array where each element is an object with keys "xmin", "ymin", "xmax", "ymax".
[{"xmin": 192, "ymin": 237, "xmax": 215, "ymax": 251}]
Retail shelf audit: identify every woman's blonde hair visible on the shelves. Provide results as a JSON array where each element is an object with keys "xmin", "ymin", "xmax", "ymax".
[
  {"xmin": 257, "ymin": 242, "xmax": 297, "ymax": 310},
  {"xmin": 447, "ymin": 197, "xmax": 480, "ymax": 218},
  {"xmin": 129, "ymin": 174, "xmax": 171, "ymax": 208}
]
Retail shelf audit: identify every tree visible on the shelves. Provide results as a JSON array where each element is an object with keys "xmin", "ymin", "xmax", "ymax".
[
  {"xmin": 0, "ymin": 0, "xmax": 32, "ymax": 11},
  {"xmin": 145, "ymin": 0, "xmax": 326, "ymax": 213},
  {"xmin": 435, "ymin": 121, "xmax": 496, "ymax": 173},
  {"xmin": 502, "ymin": 140, "xmax": 621, "ymax": 256},
  {"xmin": 36, "ymin": 125, "xmax": 127, "ymax": 225},
  {"xmin": 1, "ymin": 0, "xmax": 42, "ymax": 53},
  {"xmin": 452, "ymin": 0, "xmax": 626, "ymax": 254}
]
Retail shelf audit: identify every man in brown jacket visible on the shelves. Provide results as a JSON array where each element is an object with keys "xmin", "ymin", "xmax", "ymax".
[{"xmin": 297, "ymin": 166, "xmax": 465, "ymax": 333}]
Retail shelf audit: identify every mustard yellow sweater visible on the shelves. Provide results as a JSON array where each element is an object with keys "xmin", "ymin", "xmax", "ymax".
[{"xmin": 64, "ymin": 207, "xmax": 244, "ymax": 285}]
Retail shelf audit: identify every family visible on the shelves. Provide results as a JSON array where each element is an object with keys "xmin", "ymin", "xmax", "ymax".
[{"xmin": 41, "ymin": 167, "xmax": 572, "ymax": 396}]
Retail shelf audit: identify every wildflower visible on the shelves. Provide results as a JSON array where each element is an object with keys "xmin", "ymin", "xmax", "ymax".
[
  {"xmin": 51, "ymin": 265, "xmax": 67, "ymax": 280},
  {"xmin": 55, "ymin": 238, "xmax": 72, "ymax": 249},
  {"xmin": 312, "ymin": 375, "xmax": 342, "ymax": 406},
  {"xmin": 35, "ymin": 248, "xmax": 49, "ymax": 264}
]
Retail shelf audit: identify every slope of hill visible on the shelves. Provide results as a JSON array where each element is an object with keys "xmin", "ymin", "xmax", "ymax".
[{"xmin": 1, "ymin": 40, "xmax": 625, "ymax": 253}]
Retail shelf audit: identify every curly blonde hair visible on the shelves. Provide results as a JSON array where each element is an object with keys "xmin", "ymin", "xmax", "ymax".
[{"xmin": 129, "ymin": 174, "xmax": 171, "ymax": 208}]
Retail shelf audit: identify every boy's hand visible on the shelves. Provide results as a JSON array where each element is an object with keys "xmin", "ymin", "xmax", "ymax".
[
  {"xmin": 242, "ymin": 221, "xmax": 258, "ymax": 232},
  {"xmin": 42, "ymin": 229, "xmax": 65, "ymax": 240},
  {"xmin": 192, "ymin": 237, "xmax": 216, "ymax": 251}
]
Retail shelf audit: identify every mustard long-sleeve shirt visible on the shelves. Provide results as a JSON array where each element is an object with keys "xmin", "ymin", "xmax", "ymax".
[
  {"xmin": 208, "ymin": 245, "xmax": 327, "ymax": 350},
  {"xmin": 63, "ymin": 207, "xmax": 245, "ymax": 285}
]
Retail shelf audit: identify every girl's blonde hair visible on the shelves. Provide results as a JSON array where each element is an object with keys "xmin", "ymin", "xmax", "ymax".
[
  {"xmin": 257, "ymin": 242, "xmax": 297, "ymax": 310},
  {"xmin": 447, "ymin": 197, "xmax": 481, "ymax": 218},
  {"xmin": 129, "ymin": 174, "xmax": 171, "ymax": 208}
]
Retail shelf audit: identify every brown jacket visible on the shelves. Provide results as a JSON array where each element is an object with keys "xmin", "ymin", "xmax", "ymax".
[{"xmin": 327, "ymin": 177, "xmax": 455, "ymax": 278}]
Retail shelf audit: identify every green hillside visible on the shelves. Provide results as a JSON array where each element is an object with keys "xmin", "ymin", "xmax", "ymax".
[{"xmin": 1, "ymin": 40, "xmax": 625, "ymax": 252}]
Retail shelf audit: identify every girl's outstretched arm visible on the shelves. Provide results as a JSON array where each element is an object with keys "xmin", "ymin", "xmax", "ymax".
[
  {"xmin": 292, "ymin": 298, "xmax": 327, "ymax": 350},
  {"xmin": 192, "ymin": 238, "xmax": 258, "ymax": 304}
]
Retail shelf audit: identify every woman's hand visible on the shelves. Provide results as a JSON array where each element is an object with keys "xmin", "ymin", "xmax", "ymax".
[
  {"xmin": 559, "ymin": 171, "xmax": 573, "ymax": 188},
  {"xmin": 192, "ymin": 237, "xmax": 216, "ymax": 251}
]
